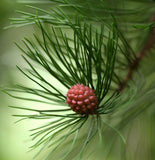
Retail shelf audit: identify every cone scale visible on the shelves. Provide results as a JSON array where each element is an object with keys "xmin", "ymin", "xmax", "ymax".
[{"xmin": 67, "ymin": 84, "xmax": 98, "ymax": 114}]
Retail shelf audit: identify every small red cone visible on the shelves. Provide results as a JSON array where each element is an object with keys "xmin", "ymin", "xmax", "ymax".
[{"xmin": 67, "ymin": 84, "xmax": 98, "ymax": 114}]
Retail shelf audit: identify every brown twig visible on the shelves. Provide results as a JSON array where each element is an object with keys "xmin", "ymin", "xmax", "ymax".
[{"xmin": 118, "ymin": 14, "xmax": 155, "ymax": 92}]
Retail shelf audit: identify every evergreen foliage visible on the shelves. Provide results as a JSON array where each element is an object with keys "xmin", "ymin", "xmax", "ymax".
[{"xmin": 3, "ymin": 0, "xmax": 155, "ymax": 159}]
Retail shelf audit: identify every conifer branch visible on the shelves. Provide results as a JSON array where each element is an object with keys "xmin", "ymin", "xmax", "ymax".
[
  {"xmin": 4, "ymin": 1, "xmax": 155, "ymax": 159},
  {"xmin": 118, "ymin": 13, "xmax": 155, "ymax": 92}
]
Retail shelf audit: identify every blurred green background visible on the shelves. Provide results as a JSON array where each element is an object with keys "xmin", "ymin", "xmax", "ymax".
[
  {"xmin": 0, "ymin": 1, "xmax": 154, "ymax": 160},
  {"xmin": 0, "ymin": 1, "xmax": 34, "ymax": 160}
]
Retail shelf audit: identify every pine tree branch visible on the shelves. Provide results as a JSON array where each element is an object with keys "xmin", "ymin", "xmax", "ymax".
[{"xmin": 118, "ymin": 13, "xmax": 155, "ymax": 92}]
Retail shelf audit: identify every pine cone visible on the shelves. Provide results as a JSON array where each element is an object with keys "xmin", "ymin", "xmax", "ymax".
[{"xmin": 67, "ymin": 84, "xmax": 98, "ymax": 114}]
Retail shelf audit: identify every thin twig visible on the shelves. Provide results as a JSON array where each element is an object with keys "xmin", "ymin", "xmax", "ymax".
[{"xmin": 118, "ymin": 13, "xmax": 155, "ymax": 92}]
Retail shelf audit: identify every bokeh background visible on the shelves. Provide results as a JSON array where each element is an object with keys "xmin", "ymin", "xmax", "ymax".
[
  {"xmin": 0, "ymin": 1, "xmax": 35, "ymax": 160},
  {"xmin": 0, "ymin": 1, "xmax": 154, "ymax": 160}
]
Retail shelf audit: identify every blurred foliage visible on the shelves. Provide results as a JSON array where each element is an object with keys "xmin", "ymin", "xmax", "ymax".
[
  {"xmin": 0, "ymin": 1, "xmax": 34, "ymax": 160},
  {"xmin": 0, "ymin": 0, "xmax": 16, "ymax": 29}
]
